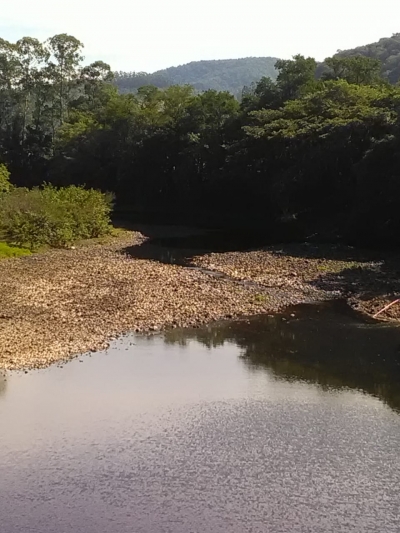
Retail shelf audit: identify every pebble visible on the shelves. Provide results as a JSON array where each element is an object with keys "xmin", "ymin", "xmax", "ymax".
[
  {"xmin": 1, "ymin": 233, "xmax": 394, "ymax": 371},
  {"xmin": 0, "ymin": 232, "xmax": 282, "ymax": 370}
]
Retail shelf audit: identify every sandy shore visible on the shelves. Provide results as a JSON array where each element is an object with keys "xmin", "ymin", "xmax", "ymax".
[{"xmin": 1, "ymin": 232, "xmax": 399, "ymax": 370}]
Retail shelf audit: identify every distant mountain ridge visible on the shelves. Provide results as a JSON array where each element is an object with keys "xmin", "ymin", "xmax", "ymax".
[
  {"xmin": 115, "ymin": 57, "xmax": 278, "ymax": 96},
  {"xmin": 115, "ymin": 33, "xmax": 400, "ymax": 96},
  {"xmin": 320, "ymin": 33, "xmax": 400, "ymax": 84}
]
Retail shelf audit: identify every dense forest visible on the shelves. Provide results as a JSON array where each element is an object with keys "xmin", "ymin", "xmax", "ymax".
[
  {"xmin": 1, "ymin": 33, "xmax": 400, "ymax": 246},
  {"xmin": 115, "ymin": 57, "xmax": 278, "ymax": 96},
  {"xmin": 330, "ymin": 33, "xmax": 400, "ymax": 84}
]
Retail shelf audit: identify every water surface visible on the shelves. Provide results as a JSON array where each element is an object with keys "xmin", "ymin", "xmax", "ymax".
[{"xmin": 1, "ymin": 302, "xmax": 400, "ymax": 532}]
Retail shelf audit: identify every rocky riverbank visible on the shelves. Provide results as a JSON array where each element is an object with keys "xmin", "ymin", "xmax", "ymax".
[
  {"xmin": 193, "ymin": 243, "xmax": 400, "ymax": 323},
  {"xmin": 1, "ymin": 231, "xmax": 399, "ymax": 370}
]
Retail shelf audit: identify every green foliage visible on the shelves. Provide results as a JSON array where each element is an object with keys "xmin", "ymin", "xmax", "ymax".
[
  {"xmin": 317, "ymin": 33, "xmax": 400, "ymax": 84},
  {"xmin": 275, "ymin": 55, "xmax": 318, "ymax": 100},
  {"xmin": 188, "ymin": 90, "xmax": 240, "ymax": 129},
  {"xmin": 0, "ymin": 242, "xmax": 31, "ymax": 258},
  {"xmin": 57, "ymin": 111, "xmax": 100, "ymax": 145},
  {"xmin": 252, "ymin": 293, "xmax": 269, "ymax": 304},
  {"xmin": 323, "ymin": 56, "xmax": 382, "ymax": 85},
  {"xmin": 0, "ymin": 185, "xmax": 113, "ymax": 249},
  {"xmin": 1, "ymin": 31, "xmax": 400, "ymax": 248},
  {"xmin": 246, "ymin": 81, "xmax": 397, "ymax": 139},
  {"xmin": 0, "ymin": 164, "xmax": 12, "ymax": 193}
]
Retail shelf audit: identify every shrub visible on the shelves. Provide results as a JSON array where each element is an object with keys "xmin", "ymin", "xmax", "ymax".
[
  {"xmin": 0, "ymin": 184, "xmax": 113, "ymax": 249},
  {"xmin": 0, "ymin": 164, "xmax": 12, "ymax": 194}
]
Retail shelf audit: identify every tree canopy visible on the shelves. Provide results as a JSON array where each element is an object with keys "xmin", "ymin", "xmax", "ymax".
[
  {"xmin": 1, "ymin": 33, "xmax": 400, "ymax": 246},
  {"xmin": 317, "ymin": 33, "xmax": 400, "ymax": 84}
]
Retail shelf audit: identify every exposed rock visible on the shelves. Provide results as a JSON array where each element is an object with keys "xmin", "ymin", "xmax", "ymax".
[{"xmin": 1, "ymin": 235, "xmax": 397, "ymax": 371}]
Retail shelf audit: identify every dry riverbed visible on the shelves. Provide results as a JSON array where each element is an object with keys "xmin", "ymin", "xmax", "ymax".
[
  {"xmin": 193, "ymin": 243, "xmax": 400, "ymax": 323},
  {"xmin": 1, "ymin": 231, "xmax": 399, "ymax": 370}
]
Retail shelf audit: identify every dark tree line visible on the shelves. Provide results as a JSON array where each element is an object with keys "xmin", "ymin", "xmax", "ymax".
[{"xmin": 1, "ymin": 34, "xmax": 400, "ymax": 245}]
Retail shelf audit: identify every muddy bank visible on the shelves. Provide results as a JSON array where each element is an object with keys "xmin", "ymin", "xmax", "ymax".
[{"xmin": 1, "ymin": 231, "xmax": 398, "ymax": 370}]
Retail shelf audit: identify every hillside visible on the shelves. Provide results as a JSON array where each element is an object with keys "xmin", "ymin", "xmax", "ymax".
[
  {"xmin": 116, "ymin": 34, "xmax": 400, "ymax": 96},
  {"xmin": 115, "ymin": 57, "xmax": 278, "ymax": 95},
  {"xmin": 318, "ymin": 33, "xmax": 400, "ymax": 83}
]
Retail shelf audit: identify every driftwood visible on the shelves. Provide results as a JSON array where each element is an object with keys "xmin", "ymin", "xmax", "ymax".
[{"xmin": 373, "ymin": 299, "xmax": 400, "ymax": 319}]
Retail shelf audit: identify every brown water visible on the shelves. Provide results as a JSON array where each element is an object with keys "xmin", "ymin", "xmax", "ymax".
[{"xmin": 1, "ymin": 302, "xmax": 400, "ymax": 533}]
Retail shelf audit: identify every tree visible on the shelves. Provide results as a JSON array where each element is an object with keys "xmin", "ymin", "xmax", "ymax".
[
  {"xmin": 1, "ymin": 31, "xmax": 400, "ymax": 245},
  {"xmin": 323, "ymin": 56, "xmax": 383, "ymax": 85},
  {"xmin": 162, "ymin": 85, "xmax": 194, "ymax": 124},
  {"xmin": 46, "ymin": 34, "xmax": 84, "ymax": 123},
  {"xmin": 0, "ymin": 38, "xmax": 19, "ymax": 135},
  {"xmin": 15, "ymin": 37, "xmax": 49, "ymax": 142},
  {"xmin": 275, "ymin": 55, "xmax": 317, "ymax": 100},
  {"xmin": 243, "ymin": 80, "xmax": 399, "ymax": 234},
  {"xmin": 241, "ymin": 76, "xmax": 280, "ymax": 111},
  {"xmin": 79, "ymin": 61, "xmax": 114, "ymax": 110}
]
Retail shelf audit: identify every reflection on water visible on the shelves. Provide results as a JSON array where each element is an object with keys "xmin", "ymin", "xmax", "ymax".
[
  {"xmin": 165, "ymin": 301, "xmax": 400, "ymax": 412},
  {"xmin": 0, "ymin": 302, "xmax": 399, "ymax": 533}
]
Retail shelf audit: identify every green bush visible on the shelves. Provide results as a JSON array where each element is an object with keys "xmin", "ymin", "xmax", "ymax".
[
  {"xmin": 0, "ymin": 184, "xmax": 113, "ymax": 249},
  {"xmin": 0, "ymin": 164, "xmax": 12, "ymax": 194}
]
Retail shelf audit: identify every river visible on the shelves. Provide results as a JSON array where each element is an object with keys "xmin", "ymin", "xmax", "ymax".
[{"xmin": 0, "ymin": 302, "xmax": 400, "ymax": 532}]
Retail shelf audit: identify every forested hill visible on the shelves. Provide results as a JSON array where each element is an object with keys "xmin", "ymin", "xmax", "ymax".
[
  {"xmin": 117, "ymin": 34, "xmax": 400, "ymax": 95},
  {"xmin": 115, "ymin": 57, "xmax": 278, "ymax": 95},
  {"xmin": 318, "ymin": 33, "xmax": 400, "ymax": 84}
]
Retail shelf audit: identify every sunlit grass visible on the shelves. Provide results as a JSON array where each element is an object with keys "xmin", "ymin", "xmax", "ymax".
[
  {"xmin": 316, "ymin": 261, "xmax": 363, "ymax": 273},
  {"xmin": 252, "ymin": 293, "xmax": 270, "ymax": 305},
  {"xmin": 0, "ymin": 242, "xmax": 31, "ymax": 259}
]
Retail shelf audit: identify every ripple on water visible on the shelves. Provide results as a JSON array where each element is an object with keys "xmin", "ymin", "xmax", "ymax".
[{"xmin": 0, "ymin": 302, "xmax": 400, "ymax": 533}]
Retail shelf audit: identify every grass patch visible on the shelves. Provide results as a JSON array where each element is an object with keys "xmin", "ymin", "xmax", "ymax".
[
  {"xmin": 252, "ymin": 293, "xmax": 269, "ymax": 305},
  {"xmin": 0, "ymin": 242, "xmax": 31, "ymax": 259},
  {"xmin": 316, "ymin": 261, "xmax": 363, "ymax": 273}
]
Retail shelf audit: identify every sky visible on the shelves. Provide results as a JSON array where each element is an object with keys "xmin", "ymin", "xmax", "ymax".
[{"xmin": 2, "ymin": 0, "xmax": 400, "ymax": 72}]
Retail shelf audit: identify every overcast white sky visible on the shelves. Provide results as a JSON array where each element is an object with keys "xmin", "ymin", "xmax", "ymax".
[{"xmin": 2, "ymin": 0, "xmax": 400, "ymax": 72}]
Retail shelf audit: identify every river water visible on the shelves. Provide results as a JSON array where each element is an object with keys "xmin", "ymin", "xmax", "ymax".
[{"xmin": 1, "ymin": 302, "xmax": 400, "ymax": 532}]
